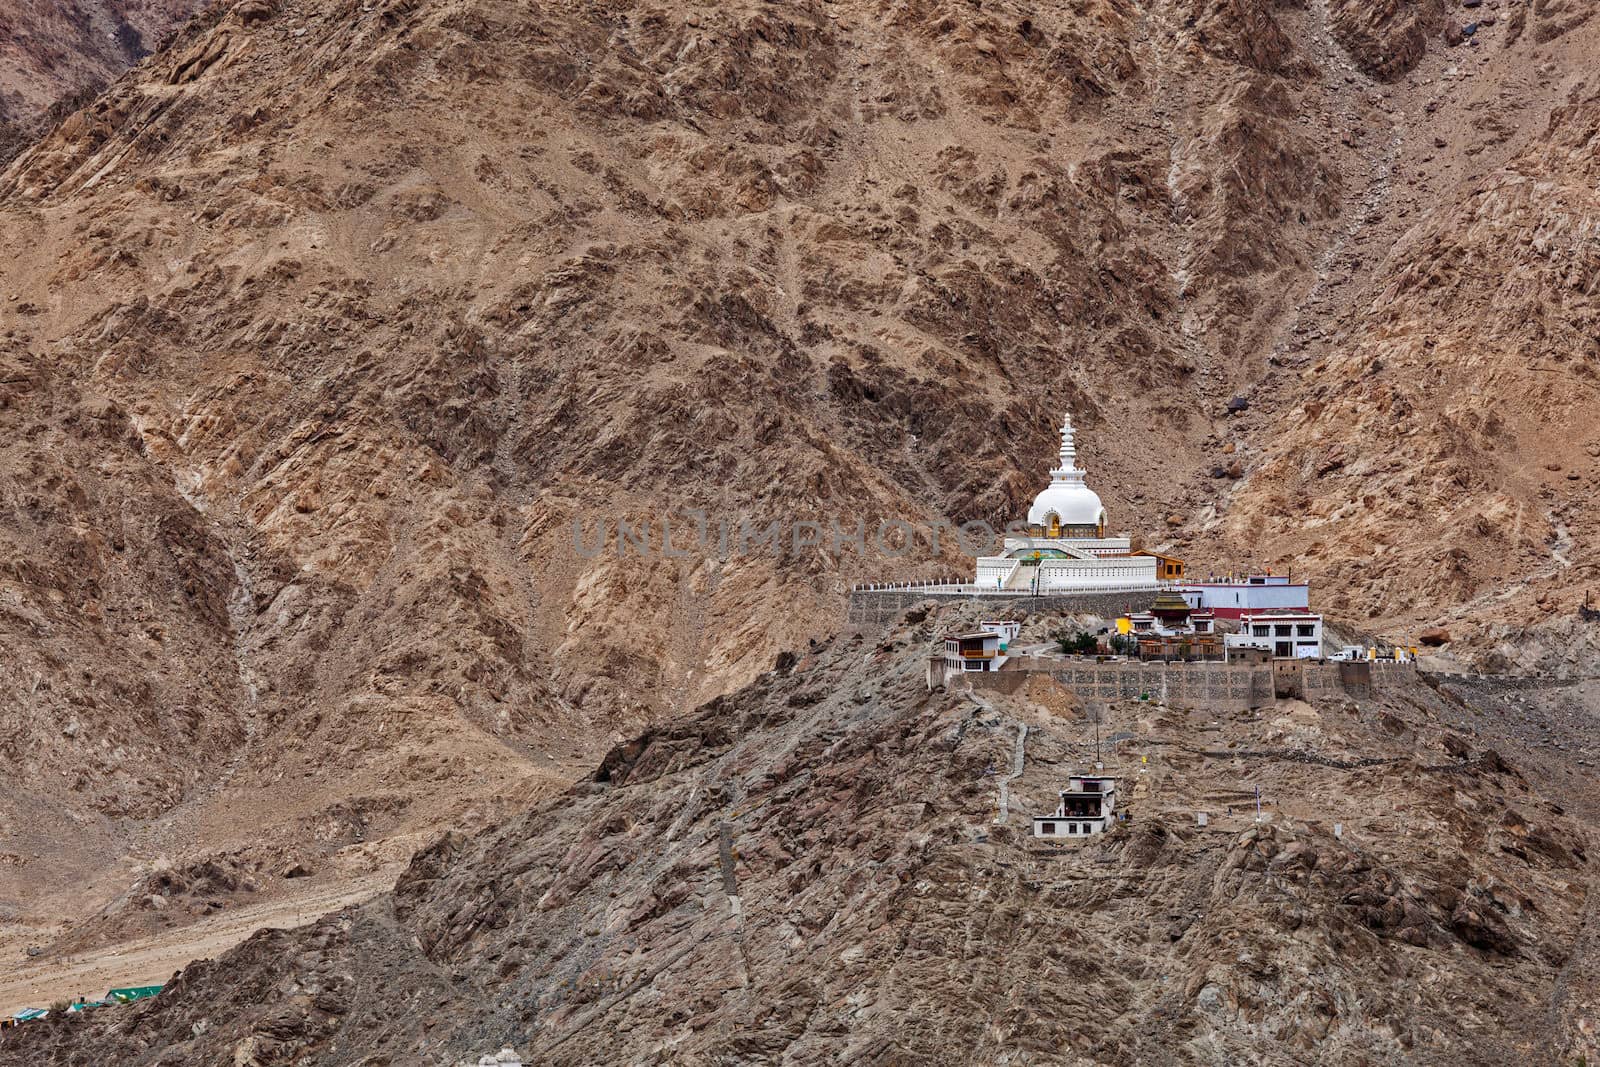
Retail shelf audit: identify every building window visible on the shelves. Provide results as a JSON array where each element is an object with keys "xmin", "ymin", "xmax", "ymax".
[
  {"xmin": 1297, "ymin": 624, "xmax": 1315, "ymax": 637},
  {"xmin": 1041, "ymin": 822, "xmax": 1056, "ymax": 835},
  {"xmin": 1253, "ymin": 625, "xmax": 1270, "ymax": 636},
  {"xmin": 1274, "ymin": 624, "xmax": 1291, "ymax": 637}
]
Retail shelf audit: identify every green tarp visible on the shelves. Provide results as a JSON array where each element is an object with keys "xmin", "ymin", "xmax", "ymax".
[{"xmin": 105, "ymin": 985, "xmax": 163, "ymax": 1004}]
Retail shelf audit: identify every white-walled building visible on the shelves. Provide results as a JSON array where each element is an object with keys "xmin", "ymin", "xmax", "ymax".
[
  {"xmin": 1224, "ymin": 611, "xmax": 1324, "ymax": 660},
  {"xmin": 973, "ymin": 415, "xmax": 1159, "ymax": 594},
  {"xmin": 1033, "ymin": 775, "xmax": 1120, "ymax": 838},
  {"xmin": 935, "ymin": 620, "xmax": 1021, "ymax": 683},
  {"xmin": 943, "ymin": 628, "xmax": 1010, "ymax": 673}
]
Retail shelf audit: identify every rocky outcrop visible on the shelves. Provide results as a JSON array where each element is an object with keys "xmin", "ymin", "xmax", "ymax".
[
  {"xmin": 1226, "ymin": 76, "xmax": 1600, "ymax": 673},
  {"xmin": 4, "ymin": 610, "xmax": 1594, "ymax": 1063},
  {"xmin": 0, "ymin": 0, "xmax": 1598, "ymax": 1011},
  {"xmin": 0, "ymin": 0, "xmax": 208, "ymax": 140},
  {"xmin": 1328, "ymin": 0, "xmax": 1447, "ymax": 80},
  {"xmin": 0, "ymin": 0, "xmax": 1399, "ymax": 917}
]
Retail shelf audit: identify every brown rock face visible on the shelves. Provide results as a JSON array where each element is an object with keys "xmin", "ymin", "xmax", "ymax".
[
  {"xmin": 5, "ymin": 614, "xmax": 1598, "ymax": 1064},
  {"xmin": 1329, "ymin": 0, "xmax": 1448, "ymax": 79},
  {"xmin": 0, "ymin": 0, "xmax": 208, "ymax": 161},
  {"xmin": 0, "ymin": 0, "xmax": 1598, "ymax": 1030},
  {"xmin": 0, "ymin": 0, "xmax": 1390, "ymax": 915},
  {"xmin": 1224, "ymin": 67, "xmax": 1600, "ymax": 673}
]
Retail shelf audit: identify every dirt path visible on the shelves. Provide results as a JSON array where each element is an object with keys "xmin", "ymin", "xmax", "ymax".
[{"xmin": 0, "ymin": 874, "xmax": 391, "ymax": 1016}]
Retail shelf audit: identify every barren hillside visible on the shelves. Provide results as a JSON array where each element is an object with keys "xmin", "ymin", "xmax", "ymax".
[
  {"xmin": 7, "ymin": 608, "xmax": 1600, "ymax": 1063},
  {"xmin": 0, "ymin": 0, "xmax": 1596, "ymax": 1039},
  {"xmin": 0, "ymin": 0, "xmax": 208, "ymax": 157}
]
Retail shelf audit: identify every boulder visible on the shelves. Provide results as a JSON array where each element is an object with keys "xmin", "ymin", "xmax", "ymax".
[
  {"xmin": 1450, "ymin": 898, "xmax": 1519, "ymax": 956},
  {"xmin": 1419, "ymin": 627, "xmax": 1450, "ymax": 646},
  {"xmin": 1477, "ymin": 748, "xmax": 1514, "ymax": 776}
]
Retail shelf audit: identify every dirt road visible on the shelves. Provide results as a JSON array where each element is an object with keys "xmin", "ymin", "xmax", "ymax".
[{"xmin": 0, "ymin": 874, "xmax": 392, "ymax": 1016}]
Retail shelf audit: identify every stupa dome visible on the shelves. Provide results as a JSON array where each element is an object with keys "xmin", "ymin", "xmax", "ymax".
[{"xmin": 1027, "ymin": 482, "xmax": 1105, "ymax": 528}]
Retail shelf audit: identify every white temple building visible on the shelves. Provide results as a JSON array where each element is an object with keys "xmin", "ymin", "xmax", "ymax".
[
  {"xmin": 1033, "ymin": 775, "xmax": 1121, "ymax": 838},
  {"xmin": 973, "ymin": 414, "xmax": 1159, "ymax": 594}
]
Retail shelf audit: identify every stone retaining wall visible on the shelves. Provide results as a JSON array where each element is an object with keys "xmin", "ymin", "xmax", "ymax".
[
  {"xmin": 960, "ymin": 658, "xmax": 1417, "ymax": 710},
  {"xmin": 846, "ymin": 589, "xmax": 1158, "ymax": 630},
  {"xmin": 1427, "ymin": 670, "xmax": 1587, "ymax": 692}
]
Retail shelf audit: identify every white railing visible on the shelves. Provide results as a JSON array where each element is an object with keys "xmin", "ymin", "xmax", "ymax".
[
  {"xmin": 850, "ymin": 578, "xmax": 969, "ymax": 593},
  {"xmin": 850, "ymin": 581, "xmax": 1161, "ymax": 596}
]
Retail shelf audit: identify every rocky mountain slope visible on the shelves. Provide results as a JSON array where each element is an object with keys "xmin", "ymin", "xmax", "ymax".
[
  {"xmin": 1223, "ymin": 17, "xmax": 1600, "ymax": 676},
  {"xmin": 6, "ymin": 605, "xmax": 1598, "ymax": 1063},
  {"xmin": 0, "ymin": 0, "xmax": 1597, "ymax": 1026},
  {"xmin": 0, "ymin": 0, "xmax": 208, "ymax": 158}
]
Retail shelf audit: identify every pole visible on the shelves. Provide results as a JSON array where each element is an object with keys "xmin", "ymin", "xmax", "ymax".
[{"xmin": 1254, "ymin": 784, "xmax": 1262, "ymax": 823}]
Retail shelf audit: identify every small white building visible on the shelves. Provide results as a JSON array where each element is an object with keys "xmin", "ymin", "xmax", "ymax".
[
  {"xmin": 940, "ymin": 620, "xmax": 1022, "ymax": 674},
  {"xmin": 1033, "ymin": 775, "xmax": 1120, "ymax": 838},
  {"xmin": 1224, "ymin": 611, "xmax": 1324, "ymax": 660},
  {"xmin": 943, "ymin": 630, "xmax": 1008, "ymax": 673},
  {"xmin": 1125, "ymin": 611, "xmax": 1157, "ymax": 635}
]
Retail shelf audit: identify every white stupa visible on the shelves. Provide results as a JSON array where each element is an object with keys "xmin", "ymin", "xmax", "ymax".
[
  {"xmin": 1026, "ymin": 413, "xmax": 1106, "ymax": 535},
  {"xmin": 972, "ymin": 414, "xmax": 1159, "ymax": 594}
]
